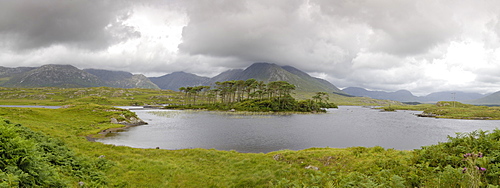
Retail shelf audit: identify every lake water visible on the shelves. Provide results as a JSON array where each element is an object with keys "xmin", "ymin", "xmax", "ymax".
[{"xmin": 97, "ymin": 106, "xmax": 500, "ymax": 153}]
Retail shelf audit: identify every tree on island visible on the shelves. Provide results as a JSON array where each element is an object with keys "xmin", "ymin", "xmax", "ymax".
[{"xmin": 174, "ymin": 79, "xmax": 337, "ymax": 112}]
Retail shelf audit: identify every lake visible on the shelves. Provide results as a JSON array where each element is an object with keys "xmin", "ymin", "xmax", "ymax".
[{"xmin": 97, "ymin": 106, "xmax": 500, "ymax": 153}]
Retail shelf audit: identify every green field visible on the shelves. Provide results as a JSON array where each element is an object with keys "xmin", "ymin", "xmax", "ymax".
[
  {"xmin": 2, "ymin": 87, "xmax": 500, "ymax": 187},
  {"xmin": 0, "ymin": 87, "xmax": 399, "ymax": 107},
  {"xmin": 380, "ymin": 101, "xmax": 500, "ymax": 120}
]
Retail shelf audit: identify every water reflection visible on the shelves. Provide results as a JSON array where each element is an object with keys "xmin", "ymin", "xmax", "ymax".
[{"xmin": 98, "ymin": 106, "xmax": 500, "ymax": 153}]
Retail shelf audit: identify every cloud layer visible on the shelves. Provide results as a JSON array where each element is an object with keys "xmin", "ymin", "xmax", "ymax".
[{"xmin": 1, "ymin": 0, "xmax": 500, "ymax": 94}]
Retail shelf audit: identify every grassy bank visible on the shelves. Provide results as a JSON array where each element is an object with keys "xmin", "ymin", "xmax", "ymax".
[
  {"xmin": 2, "ymin": 104, "xmax": 500, "ymax": 187},
  {"xmin": 380, "ymin": 101, "xmax": 500, "ymax": 120},
  {"xmin": 0, "ymin": 87, "xmax": 400, "ymax": 107}
]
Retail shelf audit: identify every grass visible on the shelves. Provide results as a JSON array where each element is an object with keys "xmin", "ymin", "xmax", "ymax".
[
  {"xmin": 379, "ymin": 101, "xmax": 500, "ymax": 120},
  {"xmin": 0, "ymin": 87, "xmax": 400, "ymax": 107},
  {"xmin": 2, "ymin": 104, "xmax": 500, "ymax": 187},
  {"xmin": 0, "ymin": 87, "xmax": 182, "ymax": 106},
  {"xmin": 0, "ymin": 104, "xmax": 417, "ymax": 187},
  {"xmin": 3, "ymin": 87, "xmax": 500, "ymax": 187}
]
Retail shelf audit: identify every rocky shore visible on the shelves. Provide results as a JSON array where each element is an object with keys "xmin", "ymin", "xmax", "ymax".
[{"xmin": 86, "ymin": 116, "xmax": 147, "ymax": 141}]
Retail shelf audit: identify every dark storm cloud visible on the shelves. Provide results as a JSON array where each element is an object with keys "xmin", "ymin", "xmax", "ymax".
[
  {"xmin": 0, "ymin": 0, "xmax": 139, "ymax": 50},
  {"xmin": 312, "ymin": 0, "xmax": 461, "ymax": 56},
  {"xmin": 3, "ymin": 0, "xmax": 500, "ymax": 94},
  {"xmin": 179, "ymin": 0, "xmax": 305, "ymax": 60},
  {"xmin": 178, "ymin": 0, "xmax": 458, "ymax": 61}
]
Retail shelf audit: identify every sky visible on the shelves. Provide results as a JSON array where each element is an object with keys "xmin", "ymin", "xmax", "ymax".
[{"xmin": 1, "ymin": 0, "xmax": 500, "ymax": 95}]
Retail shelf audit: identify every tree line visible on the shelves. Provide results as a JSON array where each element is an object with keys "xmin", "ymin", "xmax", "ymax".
[{"xmin": 176, "ymin": 79, "xmax": 336, "ymax": 112}]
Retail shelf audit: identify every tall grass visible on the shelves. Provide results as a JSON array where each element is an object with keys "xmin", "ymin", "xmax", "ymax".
[{"xmin": 2, "ymin": 103, "xmax": 500, "ymax": 186}]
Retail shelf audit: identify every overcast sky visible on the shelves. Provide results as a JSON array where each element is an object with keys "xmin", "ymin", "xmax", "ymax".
[{"xmin": 1, "ymin": 0, "xmax": 500, "ymax": 95}]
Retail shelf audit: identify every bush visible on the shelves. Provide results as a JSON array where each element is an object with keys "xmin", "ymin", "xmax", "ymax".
[{"xmin": 0, "ymin": 118, "xmax": 112, "ymax": 187}]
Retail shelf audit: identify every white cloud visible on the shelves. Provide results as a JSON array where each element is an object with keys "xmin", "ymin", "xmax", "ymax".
[{"xmin": 3, "ymin": 0, "xmax": 500, "ymax": 94}]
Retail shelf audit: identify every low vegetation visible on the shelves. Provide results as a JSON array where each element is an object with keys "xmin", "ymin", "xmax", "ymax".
[
  {"xmin": 3, "ymin": 87, "xmax": 500, "ymax": 186},
  {"xmin": 0, "ymin": 86, "xmax": 400, "ymax": 107},
  {"xmin": 0, "ymin": 103, "xmax": 500, "ymax": 187},
  {"xmin": 0, "ymin": 87, "xmax": 181, "ymax": 106},
  {"xmin": 380, "ymin": 101, "xmax": 500, "ymax": 120}
]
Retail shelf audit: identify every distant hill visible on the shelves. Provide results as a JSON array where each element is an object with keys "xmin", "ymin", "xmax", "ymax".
[
  {"xmin": 343, "ymin": 87, "xmax": 485, "ymax": 103},
  {"xmin": 468, "ymin": 91, "xmax": 500, "ymax": 105},
  {"xmin": 343, "ymin": 87, "xmax": 419, "ymax": 102},
  {"xmin": 0, "ymin": 66, "xmax": 36, "ymax": 78},
  {"xmin": 3, "ymin": 64, "xmax": 104, "ymax": 88},
  {"xmin": 0, "ymin": 63, "xmax": 344, "ymax": 94},
  {"xmin": 203, "ymin": 63, "xmax": 344, "ymax": 94},
  {"xmin": 425, "ymin": 91, "xmax": 484, "ymax": 102},
  {"xmin": 149, "ymin": 62, "xmax": 345, "ymax": 94},
  {"xmin": 149, "ymin": 71, "xmax": 209, "ymax": 91},
  {"xmin": 84, "ymin": 69, "xmax": 159, "ymax": 89},
  {"xmin": 0, "ymin": 65, "xmax": 160, "ymax": 89},
  {"xmin": 206, "ymin": 69, "xmax": 244, "ymax": 84}
]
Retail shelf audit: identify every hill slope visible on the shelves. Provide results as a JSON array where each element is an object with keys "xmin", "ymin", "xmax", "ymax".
[
  {"xmin": 343, "ymin": 87, "xmax": 485, "ymax": 103},
  {"xmin": 206, "ymin": 62, "xmax": 344, "ymax": 94},
  {"xmin": 3, "ymin": 64, "xmax": 104, "ymax": 88},
  {"xmin": 468, "ymin": 91, "xmax": 500, "ymax": 105},
  {"xmin": 84, "ymin": 69, "xmax": 159, "ymax": 89},
  {"xmin": 1, "ymin": 65, "xmax": 160, "ymax": 89},
  {"xmin": 149, "ymin": 71, "xmax": 209, "ymax": 91},
  {"xmin": 0, "ymin": 63, "xmax": 344, "ymax": 94},
  {"xmin": 0, "ymin": 66, "xmax": 37, "ymax": 78},
  {"xmin": 343, "ymin": 87, "xmax": 419, "ymax": 102}
]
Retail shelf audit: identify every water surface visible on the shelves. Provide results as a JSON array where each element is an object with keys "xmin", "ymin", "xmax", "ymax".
[{"xmin": 98, "ymin": 106, "xmax": 500, "ymax": 153}]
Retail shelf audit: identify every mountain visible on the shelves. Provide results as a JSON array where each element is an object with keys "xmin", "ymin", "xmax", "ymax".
[
  {"xmin": 206, "ymin": 69, "xmax": 244, "ymax": 83},
  {"xmin": 0, "ymin": 62, "xmax": 342, "ymax": 94},
  {"xmin": 0, "ymin": 65, "xmax": 160, "ymax": 89},
  {"xmin": 0, "ymin": 66, "xmax": 36, "ymax": 78},
  {"xmin": 343, "ymin": 87, "xmax": 485, "ymax": 103},
  {"xmin": 343, "ymin": 87, "xmax": 419, "ymax": 102},
  {"xmin": 425, "ymin": 91, "xmax": 484, "ymax": 102},
  {"xmin": 203, "ymin": 63, "xmax": 344, "ymax": 94},
  {"xmin": 3, "ymin": 64, "xmax": 104, "ymax": 88},
  {"xmin": 149, "ymin": 71, "xmax": 209, "ymax": 91},
  {"xmin": 84, "ymin": 69, "xmax": 159, "ymax": 89},
  {"xmin": 468, "ymin": 91, "xmax": 500, "ymax": 105}
]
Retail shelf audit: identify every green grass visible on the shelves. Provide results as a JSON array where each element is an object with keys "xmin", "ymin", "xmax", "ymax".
[
  {"xmin": 3, "ymin": 88, "xmax": 500, "ymax": 187},
  {"xmin": 2, "ymin": 104, "xmax": 500, "ymax": 187},
  {"xmin": 0, "ymin": 87, "xmax": 399, "ymax": 108},
  {"xmin": 379, "ymin": 101, "xmax": 500, "ymax": 120},
  {"xmin": 0, "ymin": 87, "xmax": 182, "ymax": 106}
]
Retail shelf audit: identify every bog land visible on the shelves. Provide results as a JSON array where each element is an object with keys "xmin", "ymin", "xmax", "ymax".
[{"xmin": 1, "ymin": 87, "xmax": 500, "ymax": 187}]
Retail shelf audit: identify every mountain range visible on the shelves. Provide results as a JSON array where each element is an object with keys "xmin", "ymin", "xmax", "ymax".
[
  {"xmin": 0, "ymin": 63, "xmax": 344, "ymax": 94},
  {"xmin": 148, "ymin": 63, "xmax": 344, "ymax": 94},
  {"xmin": 0, "ymin": 64, "xmax": 159, "ymax": 89},
  {"xmin": 342, "ymin": 87, "xmax": 488, "ymax": 104},
  {"xmin": 2, "ymin": 63, "xmax": 500, "ymax": 105}
]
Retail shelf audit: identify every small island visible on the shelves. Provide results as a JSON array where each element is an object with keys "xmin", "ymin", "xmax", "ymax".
[
  {"xmin": 380, "ymin": 101, "xmax": 500, "ymax": 120},
  {"xmin": 169, "ymin": 79, "xmax": 337, "ymax": 112}
]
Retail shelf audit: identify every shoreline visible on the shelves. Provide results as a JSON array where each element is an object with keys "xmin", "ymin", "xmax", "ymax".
[{"xmin": 86, "ymin": 121, "xmax": 148, "ymax": 142}]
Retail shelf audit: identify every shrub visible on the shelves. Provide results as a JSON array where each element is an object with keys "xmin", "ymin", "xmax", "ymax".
[{"xmin": 0, "ymin": 118, "xmax": 111, "ymax": 187}]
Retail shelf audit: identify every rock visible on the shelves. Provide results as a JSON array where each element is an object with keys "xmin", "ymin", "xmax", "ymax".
[
  {"xmin": 273, "ymin": 154, "xmax": 283, "ymax": 161},
  {"xmin": 305, "ymin": 165, "xmax": 319, "ymax": 170},
  {"xmin": 110, "ymin": 117, "xmax": 119, "ymax": 124}
]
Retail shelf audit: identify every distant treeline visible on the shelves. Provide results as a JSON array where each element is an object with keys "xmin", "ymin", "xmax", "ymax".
[{"xmin": 175, "ymin": 79, "xmax": 336, "ymax": 112}]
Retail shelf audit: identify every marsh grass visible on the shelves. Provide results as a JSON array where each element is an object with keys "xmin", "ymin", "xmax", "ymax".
[
  {"xmin": 379, "ymin": 101, "xmax": 500, "ymax": 120},
  {"xmin": 0, "ymin": 87, "xmax": 399, "ymax": 107},
  {"xmin": 3, "ymin": 91, "xmax": 500, "ymax": 186}
]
